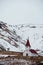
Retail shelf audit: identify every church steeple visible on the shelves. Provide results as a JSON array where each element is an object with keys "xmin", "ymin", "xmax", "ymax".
[{"xmin": 25, "ymin": 38, "xmax": 31, "ymax": 47}]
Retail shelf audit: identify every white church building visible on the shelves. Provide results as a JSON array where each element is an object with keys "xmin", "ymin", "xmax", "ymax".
[{"xmin": 23, "ymin": 38, "xmax": 38, "ymax": 56}]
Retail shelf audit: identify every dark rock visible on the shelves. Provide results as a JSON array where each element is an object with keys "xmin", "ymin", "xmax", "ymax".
[{"xmin": 37, "ymin": 63, "xmax": 43, "ymax": 65}]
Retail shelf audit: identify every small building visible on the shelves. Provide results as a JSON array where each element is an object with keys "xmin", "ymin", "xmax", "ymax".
[{"xmin": 23, "ymin": 38, "xmax": 38, "ymax": 56}]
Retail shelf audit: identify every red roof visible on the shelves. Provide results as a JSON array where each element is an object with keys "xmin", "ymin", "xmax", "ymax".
[
  {"xmin": 25, "ymin": 39, "xmax": 31, "ymax": 47},
  {"xmin": 29, "ymin": 49, "xmax": 38, "ymax": 54}
]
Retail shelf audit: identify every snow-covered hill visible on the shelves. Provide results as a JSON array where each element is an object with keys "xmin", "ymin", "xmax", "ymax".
[
  {"xmin": 0, "ymin": 21, "xmax": 43, "ymax": 54},
  {"xmin": 0, "ymin": 21, "xmax": 25, "ymax": 52},
  {"xmin": 13, "ymin": 24, "xmax": 43, "ymax": 51}
]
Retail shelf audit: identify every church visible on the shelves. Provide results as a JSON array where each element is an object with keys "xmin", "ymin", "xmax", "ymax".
[{"xmin": 23, "ymin": 38, "xmax": 38, "ymax": 56}]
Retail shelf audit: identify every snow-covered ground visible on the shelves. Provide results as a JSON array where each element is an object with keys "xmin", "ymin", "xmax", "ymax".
[
  {"xmin": 0, "ymin": 21, "xmax": 43, "ymax": 56},
  {"xmin": 13, "ymin": 24, "xmax": 43, "ymax": 56},
  {"xmin": 14, "ymin": 24, "xmax": 43, "ymax": 51}
]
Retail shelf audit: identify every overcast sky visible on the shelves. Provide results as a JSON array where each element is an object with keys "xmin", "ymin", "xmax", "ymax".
[{"xmin": 0, "ymin": 0, "xmax": 43, "ymax": 25}]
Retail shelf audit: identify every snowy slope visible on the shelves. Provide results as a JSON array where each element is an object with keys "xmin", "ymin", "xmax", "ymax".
[
  {"xmin": 0, "ymin": 21, "xmax": 25, "ymax": 52},
  {"xmin": 0, "ymin": 21, "xmax": 43, "ymax": 54},
  {"xmin": 13, "ymin": 24, "xmax": 43, "ymax": 51}
]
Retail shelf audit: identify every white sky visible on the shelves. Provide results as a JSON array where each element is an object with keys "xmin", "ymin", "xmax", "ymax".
[{"xmin": 0, "ymin": 0, "xmax": 43, "ymax": 25}]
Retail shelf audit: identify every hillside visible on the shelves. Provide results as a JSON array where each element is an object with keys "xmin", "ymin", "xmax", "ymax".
[
  {"xmin": 0, "ymin": 21, "xmax": 43, "ymax": 56},
  {"xmin": 0, "ymin": 21, "xmax": 25, "ymax": 52}
]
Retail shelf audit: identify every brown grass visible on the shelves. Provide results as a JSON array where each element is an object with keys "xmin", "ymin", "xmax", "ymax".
[{"xmin": 0, "ymin": 50, "xmax": 43, "ymax": 63}]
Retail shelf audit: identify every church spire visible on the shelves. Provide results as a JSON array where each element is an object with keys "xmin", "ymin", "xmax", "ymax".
[{"xmin": 25, "ymin": 38, "xmax": 31, "ymax": 47}]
